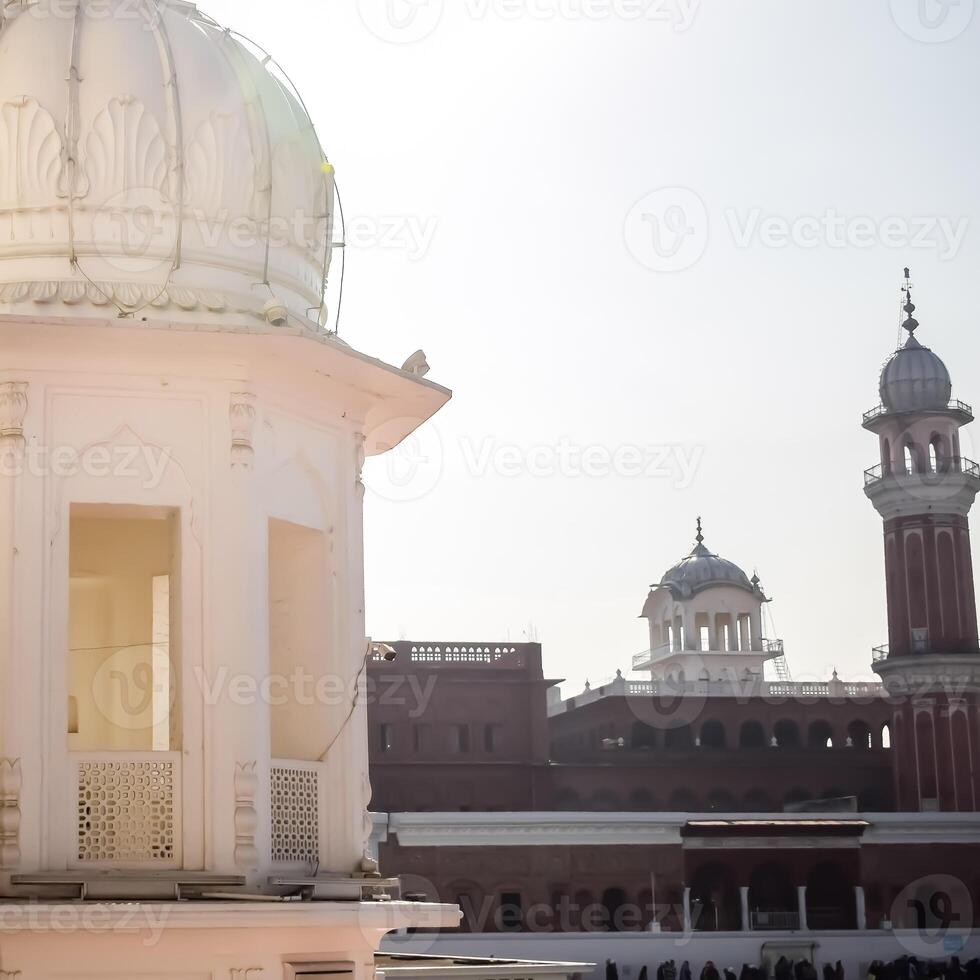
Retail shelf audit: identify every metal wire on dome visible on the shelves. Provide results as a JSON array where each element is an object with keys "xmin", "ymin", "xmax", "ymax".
[
  {"xmin": 190, "ymin": 7, "xmax": 339, "ymax": 332},
  {"xmin": 55, "ymin": 0, "xmax": 340, "ymax": 327}
]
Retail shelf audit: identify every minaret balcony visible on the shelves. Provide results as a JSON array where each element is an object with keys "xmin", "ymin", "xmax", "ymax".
[
  {"xmin": 862, "ymin": 399, "xmax": 973, "ymax": 431},
  {"xmin": 864, "ymin": 455, "xmax": 980, "ymax": 489}
]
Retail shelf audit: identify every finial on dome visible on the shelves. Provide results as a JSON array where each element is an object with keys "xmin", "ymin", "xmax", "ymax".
[
  {"xmin": 902, "ymin": 267, "xmax": 919, "ymax": 336},
  {"xmin": 696, "ymin": 516, "xmax": 704, "ymax": 545}
]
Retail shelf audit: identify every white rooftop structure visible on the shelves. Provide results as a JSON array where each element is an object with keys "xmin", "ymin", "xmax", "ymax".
[{"xmin": 0, "ymin": 0, "xmax": 459, "ymax": 974}]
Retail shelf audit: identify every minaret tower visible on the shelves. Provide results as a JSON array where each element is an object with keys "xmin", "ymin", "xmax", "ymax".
[{"xmin": 865, "ymin": 270, "xmax": 980, "ymax": 811}]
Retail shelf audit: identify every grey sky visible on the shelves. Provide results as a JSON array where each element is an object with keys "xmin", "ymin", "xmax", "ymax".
[{"xmin": 204, "ymin": 0, "xmax": 980, "ymax": 691}]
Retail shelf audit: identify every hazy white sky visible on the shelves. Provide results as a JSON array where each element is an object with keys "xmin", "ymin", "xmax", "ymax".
[{"xmin": 206, "ymin": 0, "xmax": 980, "ymax": 693}]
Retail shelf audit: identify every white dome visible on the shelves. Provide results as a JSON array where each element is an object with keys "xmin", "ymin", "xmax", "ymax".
[
  {"xmin": 658, "ymin": 527, "xmax": 757, "ymax": 599},
  {"xmin": 880, "ymin": 335, "xmax": 952, "ymax": 414},
  {"xmin": 0, "ymin": 0, "xmax": 333, "ymax": 326}
]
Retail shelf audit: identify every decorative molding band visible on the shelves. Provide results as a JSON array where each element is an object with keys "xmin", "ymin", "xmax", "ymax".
[
  {"xmin": 229, "ymin": 394, "xmax": 257, "ymax": 470},
  {"xmin": 0, "ymin": 382, "xmax": 27, "ymax": 448},
  {"xmin": 0, "ymin": 759, "xmax": 22, "ymax": 869},
  {"xmin": 0, "ymin": 280, "xmax": 266, "ymax": 320},
  {"xmin": 233, "ymin": 762, "xmax": 259, "ymax": 870}
]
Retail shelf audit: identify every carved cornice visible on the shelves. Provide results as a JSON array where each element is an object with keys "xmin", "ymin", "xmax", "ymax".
[
  {"xmin": 234, "ymin": 762, "xmax": 259, "ymax": 870},
  {"xmin": 0, "ymin": 382, "xmax": 27, "ymax": 448},
  {"xmin": 230, "ymin": 395, "xmax": 257, "ymax": 471},
  {"xmin": 0, "ymin": 759, "xmax": 22, "ymax": 869},
  {"xmin": 0, "ymin": 280, "xmax": 266, "ymax": 320}
]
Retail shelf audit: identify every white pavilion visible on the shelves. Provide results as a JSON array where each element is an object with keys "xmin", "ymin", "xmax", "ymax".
[{"xmin": 0, "ymin": 0, "xmax": 462, "ymax": 974}]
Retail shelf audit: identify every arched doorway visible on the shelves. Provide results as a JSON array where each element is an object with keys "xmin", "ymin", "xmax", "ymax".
[
  {"xmin": 806, "ymin": 861, "xmax": 855, "ymax": 929},
  {"xmin": 739, "ymin": 720, "xmax": 766, "ymax": 748},
  {"xmin": 749, "ymin": 861, "xmax": 797, "ymax": 930},
  {"xmin": 690, "ymin": 862, "xmax": 740, "ymax": 931}
]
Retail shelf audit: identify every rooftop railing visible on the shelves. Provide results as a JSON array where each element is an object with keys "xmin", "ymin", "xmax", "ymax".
[
  {"xmin": 863, "ymin": 399, "xmax": 973, "ymax": 424},
  {"xmin": 864, "ymin": 456, "xmax": 980, "ymax": 488},
  {"xmin": 872, "ymin": 644, "xmax": 890, "ymax": 664},
  {"xmin": 370, "ymin": 643, "xmax": 530, "ymax": 669}
]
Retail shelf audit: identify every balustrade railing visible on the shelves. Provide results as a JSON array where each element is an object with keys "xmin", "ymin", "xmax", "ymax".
[
  {"xmin": 863, "ymin": 399, "xmax": 973, "ymax": 424},
  {"xmin": 865, "ymin": 456, "xmax": 980, "ymax": 487}
]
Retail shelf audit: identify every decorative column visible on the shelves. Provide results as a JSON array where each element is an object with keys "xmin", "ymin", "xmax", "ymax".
[
  {"xmin": 797, "ymin": 885, "xmax": 808, "ymax": 931},
  {"xmin": 855, "ymin": 886, "xmax": 867, "ymax": 931},
  {"xmin": 740, "ymin": 885, "xmax": 751, "ymax": 932},
  {"xmin": 0, "ymin": 383, "xmax": 26, "ymax": 866},
  {"xmin": 682, "ymin": 887, "xmax": 692, "ymax": 933}
]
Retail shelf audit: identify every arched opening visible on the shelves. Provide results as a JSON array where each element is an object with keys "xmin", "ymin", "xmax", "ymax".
[
  {"xmin": 601, "ymin": 887, "xmax": 630, "ymax": 932},
  {"xmin": 881, "ymin": 723, "xmax": 892, "ymax": 749},
  {"xmin": 749, "ymin": 861, "xmax": 797, "ymax": 930},
  {"xmin": 554, "ymin": 788, "xmax": 581, "ymax": 811},
  {"xmin": 806, "ymin": 861, "xmax": 855, "ymax": 929},
  {"xmin": 904, "ymin": 442, "xmax": 915, "ymax": 475},
  {"xmin": 631, "ymin": 721, "xmax": 658, "ymax": 750},
  {"xmin": 668, "ymin": 788, "xmax": 698, "ymax": 811},
  {"xmin": 590, "ymin": 790, "xmax": 620, "ymax": 812},
  {"xmin": 773, "ymin": 719, "xmax": 801, "ymax": 748},
  {"xmin": 848, "ymin": 719, "xmax": 873, "ymax": 749},
  {"xmin": 690, "ymin": 862, "xmax": 740, "ymax": 931},
  {"xmin": 450, "ymin": 881, "xmax": 485, "ymax": 932},
  {"xmin": 707, "ymin": 789, "xmax": 736, "ymax": 812},
  {"xmin": 807, "ymin": 720, "xmax": 834, "ymax": 748},
  {"xmin": 700, "ymin": 720, "xmax": 727, "ymax": 749},
  {"xmin": 739, "ymin": 720, "xmax": 766, "ymax": 748},
  {"xmin": 784, "ymin": 787, "xmax": 812, "ymax": 808},
  {"xmin": 744, "ymin": 788, "xmax": 776, "ymax": 812},
  {"xmin": 664, "ymin": 724, "xmax": 694, "ymax": 750},
  {"xmin": 629, "ymin": 788, "xmax": 657, "ymax": 811},
  {"xmin": 929, "ymin": 439, "xmax": 939, "ymax": 472},
  {"xmin": 573, "ymin": 889, "xmax": 597, "ymax": 931}
]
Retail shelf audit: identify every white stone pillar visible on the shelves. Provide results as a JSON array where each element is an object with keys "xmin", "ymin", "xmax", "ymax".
[
  {"xmin": 682, "ymin": 887, "xmax": 692, "ymax": 933},
  {"xmin": 855, "ymin": 886, "xmax": 867, "ymax": 931},
  {"xmin": 740, "ymin": 885, "xmax": 751, "ymax": 932},
  {"xmin": 797, "ymin": 885, "xmax": 808, "ymax": 931},
  {"xmin": 750, "ymin": 608, "xmax": 763, "ymax": 651},
  {"xmin": 726, "ymin": 613, "xmax": 738, "ymax": 650},
  {"xmin": 707, "ymin": 615, "xmax": 719, "ymax": 652}
]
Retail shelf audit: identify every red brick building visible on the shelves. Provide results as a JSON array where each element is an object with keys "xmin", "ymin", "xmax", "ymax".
[{"xmin": 367, "ymin": 278, "xmax": 980, "ymax": 937}]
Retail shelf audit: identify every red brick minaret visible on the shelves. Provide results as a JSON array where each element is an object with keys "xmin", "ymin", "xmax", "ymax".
[{"xmin": 865, "ymin": 271, "xmax": 980, "ymax": 811}]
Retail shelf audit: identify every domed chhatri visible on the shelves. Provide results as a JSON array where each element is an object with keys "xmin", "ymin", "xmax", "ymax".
[
  {"xmin": 879, "ymin": 271, "xmax": 953, "ymax": 414},
  {"xmin": 658, "ymin": 517, "xmax": 757, "ymax": 600},
  {"xmin": 0, "ymin": 0, "xmax": 332, "ymax": 326}
]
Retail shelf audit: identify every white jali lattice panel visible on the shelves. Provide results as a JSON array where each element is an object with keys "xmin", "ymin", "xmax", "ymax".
[
  {"xmin": 76, "ymin": 758, "xmax": 178, "ymax": 864},
  {"xmin": 270, "ymin": 766, "xmax": 319, "ymax": 864}
]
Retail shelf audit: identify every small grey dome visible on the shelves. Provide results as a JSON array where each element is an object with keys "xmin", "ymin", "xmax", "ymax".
[
  {"xmin": 658, "ymin": 525, "xmax": 755, "ymax": 599},
  {"xmin": 880, "ymin": 334, "xmax": 952, "ymax": 414}
]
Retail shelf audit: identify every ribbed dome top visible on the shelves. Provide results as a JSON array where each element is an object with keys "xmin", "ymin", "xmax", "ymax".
[
  {"xmin": 880, "ymin": 334, "xmax": 952, "ymax": 414},
  {"xmin": 658, "ymin": 525, "xmax": 755, "ymax": 599},
  {"xmin": 0, "ymin": 0, "xmax": 333, "ymax": 326}
]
